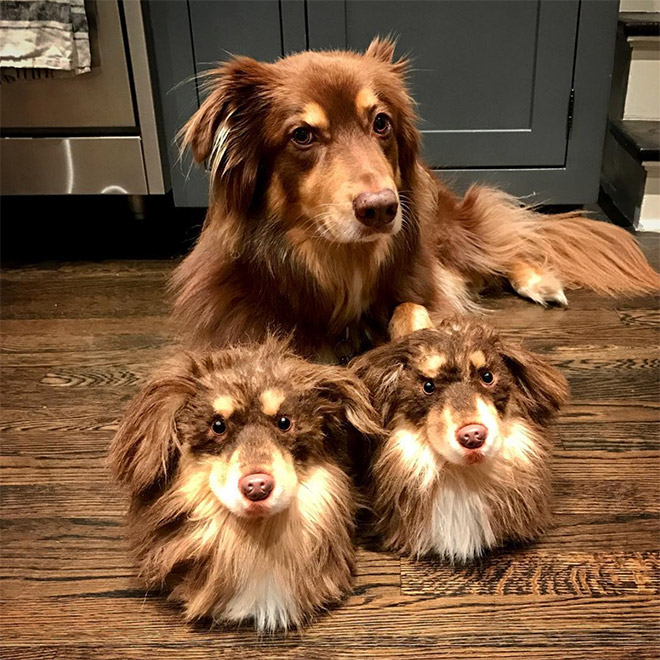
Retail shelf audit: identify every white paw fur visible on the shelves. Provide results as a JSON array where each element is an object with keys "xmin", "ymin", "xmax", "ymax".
[{"xmin": 512, "ymin": 268, "xmax": 568, "ymax": 307}]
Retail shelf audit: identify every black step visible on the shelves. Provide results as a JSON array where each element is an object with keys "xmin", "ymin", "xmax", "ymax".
[
  {"xmin": 610, "ymin": 120, "xmax": 660, "ymax": 162},
  {"xmin": 619, "ymin": 12, "xmax": 660, "ymax": 37}
]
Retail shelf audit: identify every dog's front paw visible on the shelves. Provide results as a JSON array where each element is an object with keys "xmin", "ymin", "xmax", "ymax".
[{"xmin": 509, "ymin": 265, "xmax": 568, "ymax": 307}]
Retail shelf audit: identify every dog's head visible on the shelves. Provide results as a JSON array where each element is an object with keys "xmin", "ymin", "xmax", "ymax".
[
  {"xmin": 109, "ymin": 339, "xmax": 378, "ymax": 519},
  {"xmin": 352, "ymin": 304, "xmax": 569, "ymax": 469},
  {"xmin": 181, "ymin": 38, "xmax": 419, "ymax": 245}
]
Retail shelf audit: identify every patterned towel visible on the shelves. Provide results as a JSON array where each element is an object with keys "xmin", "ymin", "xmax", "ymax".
[{"xmin": 0, "ymin": 0, "xmax": 91, "ymax": 82}]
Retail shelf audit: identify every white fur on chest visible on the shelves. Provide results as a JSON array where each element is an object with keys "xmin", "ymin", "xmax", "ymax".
[
  {"xmin": 224, "ymin": 567, "xmax": 299, "ymax": 631},
  {"xmin": 428, "ymin": 480, "xmax": 495, "ymax": 561}
]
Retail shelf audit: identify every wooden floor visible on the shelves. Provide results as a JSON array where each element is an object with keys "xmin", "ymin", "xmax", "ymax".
[{"xmin": 1, "ymin": 236, "xmax": 659, "ymax": 660}]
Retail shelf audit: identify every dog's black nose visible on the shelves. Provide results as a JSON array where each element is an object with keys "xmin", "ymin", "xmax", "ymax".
[
  {"xmin": 239, "ymin": 473, "xmax": 274, "ymax": 501},
  {"xmin": 353, "ymin": 189, "xmax": 398, "ymax": 228},
  {"xmin": 456, "ymin": 424, "xmax": 488, "ymax": 449}
]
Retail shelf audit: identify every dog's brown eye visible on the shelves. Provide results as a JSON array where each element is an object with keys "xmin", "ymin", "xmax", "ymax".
[
  {"xmin": 481, "ymin": 371, "xmax": 495, "ymax": 386},
  {"xmin": 423, "ymin": 380, "xmax": 435, "ymax": 395},
  {"xmin": 373, "ymin": 113, "xmax": 391, "ymax": 136},
  {"xmin": 211, "ymin": 418, "xmax": 227, "ymax": 435},
  {"xmin": 291, "ymin": 127, "xmax": 315, "ymax": 146},
  {"xmin": 277, "ymin": 415, "xmax": 292, "ymax": 431}
]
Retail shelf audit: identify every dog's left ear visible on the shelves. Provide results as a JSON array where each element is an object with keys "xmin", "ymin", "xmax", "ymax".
[
  {"xmin": 366, "ymin": 37, "xmax": 397, "ymax": 64},
  {"xmin": 365, "ymin": 37, "xmax": 420, "ymax": 184},
  {"xmin": 365, "ymin": 36, "xmax": 408, "ymax": 76},
  {"xmin": 501, "ymin": 344, "xmax": 569, "ymax": 424}
]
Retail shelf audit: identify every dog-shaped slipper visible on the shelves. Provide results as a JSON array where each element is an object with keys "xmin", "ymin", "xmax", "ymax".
[
  {"xmin": 350, "ymin": 304, "xmax": 569, "ymax": 561},
  {"xmin": 109, "ymin": 338, "xmax": 378, "ymax": 630}
]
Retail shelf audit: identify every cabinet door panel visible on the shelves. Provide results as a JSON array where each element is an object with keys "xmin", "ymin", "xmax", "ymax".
[
  {"xmin": 188, "ymin": 0, "xmax": 283, "ymax": 68},
  {"xmin": 308, "ymin": 0, "xmax": 579, "ymax": 168}
]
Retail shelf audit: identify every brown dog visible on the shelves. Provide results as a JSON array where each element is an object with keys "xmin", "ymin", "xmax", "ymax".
[
  {"xmin": 173, "ymin": 38, "xmax": 659, "ymax": 360},
  {"xmin": 351, "ymin": 303, "xmax": 569, "ymax": 560},
  {"xmin": 108, "ymin": 339, "xmax": 378, "ymax": 630}
]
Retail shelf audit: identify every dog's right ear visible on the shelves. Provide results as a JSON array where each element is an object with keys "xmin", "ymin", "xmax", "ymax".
[
  {"xmin": 179, "ymin": 57, "xmax": 273, "ymax": 215},
  {"xmin": 389, "ymin": 303, "xmax": 434, "ymax": 340},
  {"xmin": 108, "ymin": 371, "xmax": 195, "ymax": 497}
]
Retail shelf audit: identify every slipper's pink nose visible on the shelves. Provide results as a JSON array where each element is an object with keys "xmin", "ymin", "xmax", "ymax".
[
  {"xmin": 239, "ymin": 473, "xmax": 274, "ymax": 502},
  {"xmin": 456, "ymin": 424, "xmax": 488, "ymax": 449}
]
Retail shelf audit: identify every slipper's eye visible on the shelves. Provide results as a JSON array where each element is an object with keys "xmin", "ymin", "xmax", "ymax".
[
  {"xmin": 291, "ymin": 127, "xmax": 315, "ymax": 146},
  {"xmin": 277, "ymin": 415, "xmax": 292, "ymax": 431},
  {"xmin": 211, "ymin": 417, "xmax": 227, "ymax": 435},
  {"xmin": 481, "ymin": 371, "xmax": 495, "ymax": 386},
  {"xmin": 423, "ymin": 380, "xmax": 435, "ymax": 395}
]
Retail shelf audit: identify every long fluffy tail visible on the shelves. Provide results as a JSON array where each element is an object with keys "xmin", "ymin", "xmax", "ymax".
[
  {"xmin": 455, "ymin": 186, "xmax": 660, "ymax": 296},
  {"xmin": 536, "ymin": 215, "xmax": 660, "ymax": 294}
]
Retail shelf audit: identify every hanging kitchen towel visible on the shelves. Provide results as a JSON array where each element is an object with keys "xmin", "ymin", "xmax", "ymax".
[{"xmin": 0, "ymin": 0, "xmax": 91, "ymax": 82}]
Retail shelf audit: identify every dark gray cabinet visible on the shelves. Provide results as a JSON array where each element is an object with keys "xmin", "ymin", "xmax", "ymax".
[
  {"xmin": 145, "ymin": 0, "xmax": 618, "ymax": 207},
  {"xmin": 188, "ymin": 1, "xmax": 282, "ymax": 64},
  {"xmin": 309, "ymin": 1, "xmax": 579, "ymax": 169}
]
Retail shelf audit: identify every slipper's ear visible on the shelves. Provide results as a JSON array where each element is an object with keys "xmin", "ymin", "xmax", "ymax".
[
  {"xmin": 349, "ymin": 344, "xmax": 410, "ymax": 427},
  {"xmin": 389, "ymin": 303, "xmax": 434, "ymax": 340},
  {"xmin": 314, "ymin": 366, "xmax": 382, "ymax": 438},
  {"xmin": 108, "ymin": 360, "xmax": 196, "ymax": 497},
  {"xmin": 501, "ymin": 344, "xmax": 569, "ymax": 424}
]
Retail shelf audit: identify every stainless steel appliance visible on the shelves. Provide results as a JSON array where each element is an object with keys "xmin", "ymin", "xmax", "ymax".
[{"xmin": 0, "ymin": 0, "xmax": 166, "ymax": 196}]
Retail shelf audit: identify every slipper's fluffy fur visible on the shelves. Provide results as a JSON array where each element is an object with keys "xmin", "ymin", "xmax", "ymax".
[
  {"xmin": 108, "ymin": 339, "xmax": 378, "ymax": 630},
  {"xmin": 351, "ymin": 304, "xmax": 569, "ymax": 560}
]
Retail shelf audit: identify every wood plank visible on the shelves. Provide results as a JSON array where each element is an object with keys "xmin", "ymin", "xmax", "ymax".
[
  {"xmin": 1, "ymin": 647, "xmax": 656, "ymax": 660},
  {"xmin": 618, "ymin": 309, "xmax": 660, "ymax": 328},
  {"xmin": 3, "ymin": 444, "xmax": 657, "ymax": 490},
  {"xmin": 0, "ymin": 317, "xmax": 173, "ymax": 368},
  {"xmin": 561, "ymin": 401, "xmax": 660, "ymax": 423},
  {"xmin": 0, "ymin": 278, "xmax": 170, "ymax": 320},
  {"xmin": 401, "ymin": 551, "xmax": 659, "ymax": 597},
  {"xmin": 491, "ymin": 309, "xmax": 659, "ymax": 349},
  {"xmin": 0, "ymin": 594, "xmax": 657, "ymax": 647},
  {"xmin": 0, "ymin": 260, "xmax": 173, "ymax": 281},
  {"xmin": 539, "ymin": 514, "xmax": 659, "ymax": 552},
  {"xmin": 557, "ymin": 422, "xmax": 660, "ymax": 451}
]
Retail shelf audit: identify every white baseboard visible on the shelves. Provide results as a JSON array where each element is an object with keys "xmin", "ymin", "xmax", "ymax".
[
  {"xmin": 624, "ymin": 37, "xmax": 660, "ymax": 121},
  {"xmin": 638, "ymin": 162, "xmax": 660, "ymax": 232}
]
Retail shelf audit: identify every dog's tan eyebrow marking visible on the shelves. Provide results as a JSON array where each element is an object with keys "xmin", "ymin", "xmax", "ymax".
[
  {"xmin": 213, "ymin": 395, "xmax": 236, "ymax": 418},
  {"xmin": 260, "ymin": 389, "xmax": 286, "ymax": 416},
  {"xmin": 418, "ymin": 353, "xmax": 447, "ymax": 377},
  {"xmin": 470, "ymin": 351, "xmax": 487, "ymax": 369},
  {"xmin": 355, "ymin": 87, "xmax": 379, "ymax": 115},
  {"xmin": 302, "ymin": 102, "xmax": 329, "ymax": 130}
]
